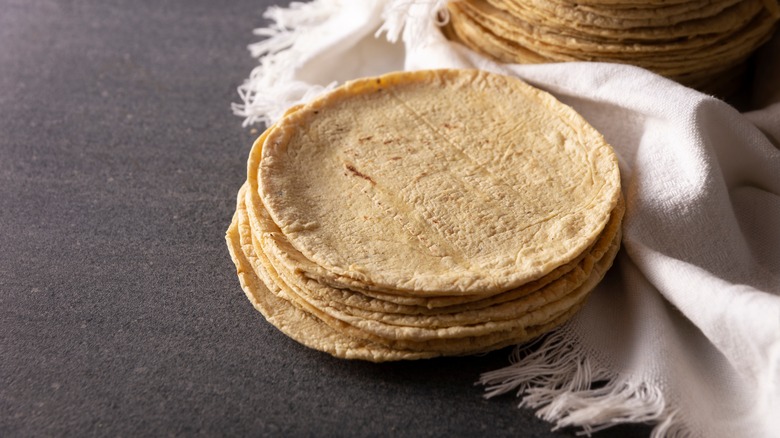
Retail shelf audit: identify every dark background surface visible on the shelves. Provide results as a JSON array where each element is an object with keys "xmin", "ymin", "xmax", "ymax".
[{"xmin": 0, "ymin": 1, "xmax": 654, "ymax": 436}]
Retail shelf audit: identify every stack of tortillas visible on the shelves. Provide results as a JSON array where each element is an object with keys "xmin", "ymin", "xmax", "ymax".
[
  {"xmin": 444, "ymin": 0, "xmax": 780, "ymax": 95},
  {"xmin": 226, "ymin": 69, "xmax": 624, "ymax": 362}
]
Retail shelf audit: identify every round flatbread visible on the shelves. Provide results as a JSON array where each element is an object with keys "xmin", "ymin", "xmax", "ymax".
[{"xmin": 257, "ymin": 69, "xmax": 621, "ymax": 296}]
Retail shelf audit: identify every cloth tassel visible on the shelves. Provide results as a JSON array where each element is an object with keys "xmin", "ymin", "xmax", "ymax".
[
  {"xmin": 231, "ymin": 0, "xmax": 345, "ymax": 126},
  {"xmin": 479, "ymin": 330, "xmax": 685, "ymax": 437}
]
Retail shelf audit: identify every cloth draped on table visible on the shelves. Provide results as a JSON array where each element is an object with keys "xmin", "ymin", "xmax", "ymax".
[{"xmin": 232, "ymin": 1, "xmax": 780, "ymax": 436}]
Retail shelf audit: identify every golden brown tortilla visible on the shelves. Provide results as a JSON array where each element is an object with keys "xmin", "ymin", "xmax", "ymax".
[{"xmin": 257, "ymin": 69, "xmax": 621, "ymax": 296}]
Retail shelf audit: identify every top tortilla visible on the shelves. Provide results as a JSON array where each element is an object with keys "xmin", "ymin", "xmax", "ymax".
[{"xmin": 257, "ymin": 69, "xmax": 621, "ymax": 295}]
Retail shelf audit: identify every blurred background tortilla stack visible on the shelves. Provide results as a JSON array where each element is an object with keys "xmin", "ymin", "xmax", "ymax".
[{"xmin": 444, "ymin": 0, "xmax": 780, "ymax": 96}]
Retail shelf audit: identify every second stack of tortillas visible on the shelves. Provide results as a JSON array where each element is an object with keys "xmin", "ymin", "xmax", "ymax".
[
  {"xmin": 227, "ymin": 69, "xmax": 624, "ymax": 362},
  {"xmin": 443, "ymin": 0, "xmax": 780, "ymax": 96}
]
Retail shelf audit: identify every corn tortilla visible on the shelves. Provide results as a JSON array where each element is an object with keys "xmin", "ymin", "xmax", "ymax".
[{"xmin": 257, "ymin": 69, "xmax": 621, "ymax": 296}]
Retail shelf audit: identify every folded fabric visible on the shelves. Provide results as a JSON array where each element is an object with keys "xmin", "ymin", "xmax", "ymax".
[{"xmin": 232, "ymin": 1, "xmax": 780, "ymax": 436}]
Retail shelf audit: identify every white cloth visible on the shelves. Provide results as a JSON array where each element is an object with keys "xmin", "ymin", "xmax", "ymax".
[{"xmin": 232, "ymin": 1, "xmax": 780, "ymax": 436}]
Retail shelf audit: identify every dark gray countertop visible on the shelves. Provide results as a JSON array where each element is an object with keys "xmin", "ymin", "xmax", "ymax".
[{"xmin": 0, "ymin": 0, "xmax": 652, "ymax": 436}]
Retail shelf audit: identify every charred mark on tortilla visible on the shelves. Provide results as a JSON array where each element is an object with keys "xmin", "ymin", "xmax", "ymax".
[{"xmin": 344, "ymin": 163, "xmax": 375, "ymax": 184}]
